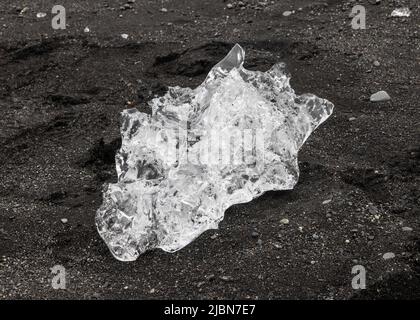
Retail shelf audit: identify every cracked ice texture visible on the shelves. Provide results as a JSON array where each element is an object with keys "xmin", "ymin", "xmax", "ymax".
[{"xmin": 96, "ymin": 44, "xmax": 334, "ymax": 261}]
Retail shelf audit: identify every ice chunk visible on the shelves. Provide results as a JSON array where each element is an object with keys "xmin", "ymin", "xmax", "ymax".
[
  {"xmin": 96, "ymin": 44, "xmax": 334, "ymax": 261},
  {"xmin": 391, "ymin": 8, "xmax": 411, "ymax": 17}
]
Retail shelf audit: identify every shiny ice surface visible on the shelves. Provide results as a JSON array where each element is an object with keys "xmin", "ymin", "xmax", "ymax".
[{"xmin": 96, "ymin": 44, "xmax": 334, "ymax": 261}]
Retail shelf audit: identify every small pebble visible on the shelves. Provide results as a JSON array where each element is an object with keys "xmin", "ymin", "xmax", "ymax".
[
  {"xmin": 273, "ymin": 242, "xmax": 282, "ymax": 249},
  {"xmin": 207, "ymin": 274, "xmax": 215, "ymax": 281},
  {"xmin": 373, "ymin": 60, "xmax": 380, "ymax": 67},
  {"xmin": 391, "ymin": 8, "xmax": 411, "ymax": 17},
  {"xmin": 121, "ymin": 4, "xmax": 132, "ymax": 10},
  {"xmin": 402, "ymin": 226, "xmax": 413, "ymax": 232},
  {"xmin": 121, "ymin": 33, "xmax": 129, "ymax": 39},
  {"xmin": 84, "ymin": 27, "xmax": 90, "ymax": 33},
  {"xmin": 19, "ymin": 7, "xmax": 29, "ymax": 15},
  {"xmin": 280, "ymin": 218, "xmax": 289, "ymax": 225},
  {"xmin": 283, "ymin": 10, "xmax": 293, "ymax": 17},
  {"xmin": 220, "ymin": 275, "xmax": 234, "ymax": 282},
  {"xmin": 251, "ymin": 231, "xmax": 259, "ymax": 238},
  {"xmin": 370, "ymin": 90, "xmax": 391, "ymax": 102},
  {"xmin": 322, "ymin": 199, "xmax": 332, "ymax": 205},
  {"xmin": 383, "ymin": 252, "xmax": 395, "ymax": 260},
  {"xmin": 61, "ymin": 218, "xmax": 68, "ymax": 224}
]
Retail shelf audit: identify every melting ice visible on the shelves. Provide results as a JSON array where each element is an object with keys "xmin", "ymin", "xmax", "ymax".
[{"xmin": 96, "ymin": 44, "xmax": 334, "ymax": 261}]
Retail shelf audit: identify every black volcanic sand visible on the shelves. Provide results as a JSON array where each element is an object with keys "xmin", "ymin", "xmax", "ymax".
[{"xmin": 0, "ymin": 0, "xmax": 419, "ymax": 299}]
